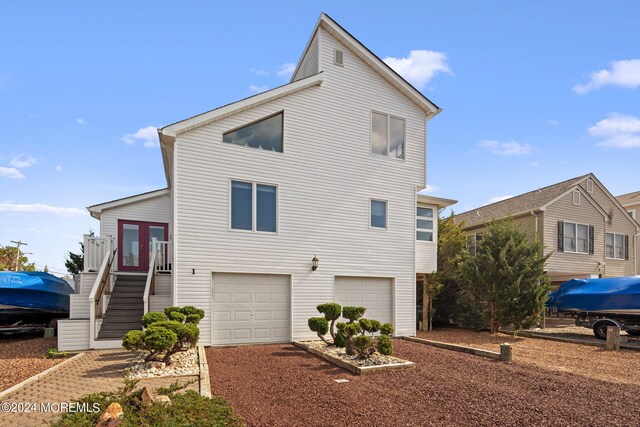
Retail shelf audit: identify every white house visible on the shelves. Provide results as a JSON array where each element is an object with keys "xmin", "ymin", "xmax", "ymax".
[{"xmin": 58, "ymin": 13, "xmax": 455, "ymax": 351}]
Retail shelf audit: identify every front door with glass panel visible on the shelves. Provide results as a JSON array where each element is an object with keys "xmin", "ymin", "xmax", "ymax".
[{"xmin": 118, "ymin": 220, "xmax": 168, "ymax": 271}]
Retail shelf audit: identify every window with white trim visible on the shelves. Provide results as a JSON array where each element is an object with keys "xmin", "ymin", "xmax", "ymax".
[
  {"xmin": 563, "ymin": 222, "xmax": 589, "ymax": 253},
  {"xmin": 606, "ymin": 233, "xmax": 627, "ymax": 259},
  {"xmin": 572, "ymin": 190, "xmax": 581, "ymax": 206},
  {"xmin": 370, "ymin": 199, "xmax": 387, "ymax": 229},
  {"xmin": 231, "ymin": 180, "xmax": 277, "ymax": 232},
  {"xmin": 416, "ymin": 207, "xmax": 434, "ymax": 241},
  {"xmin": 371, "ymin": 112, "xmax": 405, "ymax": 159}
]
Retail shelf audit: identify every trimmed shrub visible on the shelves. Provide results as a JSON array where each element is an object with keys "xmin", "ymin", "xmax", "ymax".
[
  {"xmin": 180, "ymin": 306, "xmax": 205, "ymax": 319},
  {"xmin": 308, "ymin": 317, "xmax": 330, "ymax": 344},
  {"xmin": 380, "ymin": 322, "xmax": 394, "ymax": 336},
  {"xmin": 334, "ymin": 332, "xmax": 346, "ymax": 347},
  {"xmin": 185, "ymin": 314, "xmax": 202, "ymax": 325},
  {"xmin": 352, "ymin": 335, "xmax": 374, "ymax": 358},
  {"xmin": 317, "ymin": 303, "xmax": 341, "ymax": 339},
  {"xmin": 359, "ymin": 318, "xmax": 381, "ymax": 335},
  {"xmin": 168, "ymin": 311, "xmax": 186, "ymax": 323},
  {"xmin": 122, "ymin": 330, "xmax": 144, "ymax": 350},
  {"xmin": 142, "ymin": 312, "xmax": 167, "ymax": 328},
  {"xmin": 143, "ymin": 327, "xmax": 178, "ymax": 352},
  {"xmin": 342, "ymin": 306, "xmax": 366, "ymax": 323},
  {"xmin": 377, "ymin": 334, "xmax": 393, "ymax": 355}
]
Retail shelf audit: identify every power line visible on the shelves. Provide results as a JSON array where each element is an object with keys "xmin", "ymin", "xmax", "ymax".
[{"xmin": 10, "ymin": 240, "xmax": 28, "ymax": 271}]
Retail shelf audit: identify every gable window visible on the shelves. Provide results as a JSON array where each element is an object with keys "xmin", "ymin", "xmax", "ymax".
[
  {"xmin": 231, "ymin": 180, "xmax": 277, "ymax": 232},
  {"xmin": 371, "ymin": 112, "xmax": 405, "ymax": 159},
  {"xmin": 606, "ymin": 233, "xmax": 629, "ymax": 260},
  {"xmin": 370, "ymin": 199, "xmax": 387, "ymax": 229},
  {"xmin": 572, "ymin": 190, "xmax": 581, "ymax": 206},
  {"xmin": 557, "ymin": 221, "xmax": 593, "ymax": 254},
  {"xmin": 586, "ymin": 178, "xmax": 594, "ymax": 193},
  {"xmin": 223, "ymin": 112, "xmax": 283, "ymax": 153},
  {"xmin": 416, "ymin": 207, "xmax": 434, "ymax": 241}
]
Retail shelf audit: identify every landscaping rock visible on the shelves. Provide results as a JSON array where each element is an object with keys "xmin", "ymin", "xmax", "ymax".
[
  {"xmin": 155, "ymin": 395, "xmax": 172, "ymax": 405},
  {"xmin": 125, "ymin": 348, "xmax": 198, "ymax": 379},
  {"xmin": 141, "ymin": 387, "xmax": 156, "ymax": 405},
  {"xmin": 98, "ymin": 402, "xmax": 123, "ymax": 422}
]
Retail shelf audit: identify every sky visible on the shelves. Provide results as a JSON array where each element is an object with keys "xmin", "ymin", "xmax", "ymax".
[{"xmin": 1, "ymin": 1, "xmax": 639, "ymax": 276}]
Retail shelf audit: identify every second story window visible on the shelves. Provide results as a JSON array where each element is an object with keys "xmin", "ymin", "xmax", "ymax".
[
  {"xmin": 231, "ymin": 180, "xmax": 277, "ymax": 233},
  {"xmin": 223, "ymin": 112, "xmax": 283, "ymax": 153},
  {"xmin": 371, "ymin": 112, "xmax": 405, "ymax": 159},
  {"xmin": 606, "ymin": 233, "xmax": 628, "ymax": 260},
  {"xmin": 370, "ymin": 199, "xmax": 387, "ymax": 229},
  {"xmin": 416, "ymin": 207, "xmax": 434, "ymax": 241},
  {"xmin": 558, "ymin": 221, "xmax": 593, "ymax": 254}
]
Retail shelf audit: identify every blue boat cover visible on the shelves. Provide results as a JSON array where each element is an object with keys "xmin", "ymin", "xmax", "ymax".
[
  {"xmin": 547, "ymin": 276, "xmax": 640, "ymax": 312},
  {"xmin": 0, "ymin": 271, "xmax": 73, "ymax": 312}
]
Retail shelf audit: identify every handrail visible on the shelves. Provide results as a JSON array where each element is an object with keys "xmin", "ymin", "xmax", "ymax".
[
  {"xmin": 89, "ymin": 237, "xmax": 116, "ymax": 319},
  {"xmin": 143, "ymin": 238, "xmax": 159, "ymax": 314},
  {"xmin": 84, "ymin": 235, "xmax": 109, "ymax": 272}
]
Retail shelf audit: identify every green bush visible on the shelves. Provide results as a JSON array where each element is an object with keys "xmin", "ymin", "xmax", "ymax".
[
  {"xmin": 180, "ymin": 306, "xmax": 205, "ymax": 319},
  {"xmin": 317, "ymin": 302, "xmax": 341, "ymax": 339},
  {"xmin": 163, "ymin": 306, "xmax": 182, "ymax": 317},
  {"xmin": 168, "ymin": 311, "xmax": 186, "ymax": 322},
  {"xmin": 143, "ymin": 327, "xmax": 178, "ymax": 352},
  {"xmin": 377, "ymin": 334, "xmax": 393, "ymax": 355},
  {"xmin": 185, "ymin": 314, "xmax": 202, "ymax": 325},
  {"xmin": 122, "ymin": 330, "xmax": 144, "ymax": 351},
  {"xmin": 308, "ymin": 317, "xmax": 330, "ymax": 344},
  {"xmin": 359, "ymin": 318, "xmax": 381, "ymax": 335},
  {"xmin": 334, "ymin": 332, "xmax": 346, "ymax": 347},
  {"xmin": 342, "ymin": 306, "xmax": 366, "ymax": 323},
  {"xmin": 352, "ymin": 335, "xmax": 374, "ymax": 358},
  {"xmin": 142, "ymin": 312, "xmax": 167, "ymax": 328},
  {"xmin": 380, "ymin": 322, "xmax": 394, "ymax": 336}
]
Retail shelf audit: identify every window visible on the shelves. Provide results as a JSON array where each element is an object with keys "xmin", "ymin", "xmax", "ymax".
[
  {"xmin": 586, "ymin": 178, "xmax": 594, "ymax": 193},
  {"xmin": 416, "ymin": 207, "xmax": 434, "ymax": 241},
  {"xmin": 572, "ymin": 190, "xmax": 581, "ymax": 206},
  {"xmin": 468, "ymin": 234, "xmax": 483, "ymax": 256},
  {"xmin": 559, "ymin": 221, "xmax": 592, "ymax": 254},
  {"xmin": 629, "ymin": 210, "xmax": 636, "ymax": 220},
  {"xmin": 371, "ymin": 112, "xmax": 405, "ymax": 159},
  {"xmin": 223, "ymin": 113, "xmax": 283, "ymax": 153},
  {"xmin": 606, "ymin": 233, "xmax": 628, "ymax": 260},
  {"xmin": 370, "ymin": 200, "xmax": 387, "ymax": 229},
  {"xmin": 231, "ymin": 180, "xmax": 277, "ymax": 232}
]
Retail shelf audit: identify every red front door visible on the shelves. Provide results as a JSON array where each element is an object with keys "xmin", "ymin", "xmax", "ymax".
[{"xmin": 118, "ymin": 220, "xmax": 168, "ymax": 272}]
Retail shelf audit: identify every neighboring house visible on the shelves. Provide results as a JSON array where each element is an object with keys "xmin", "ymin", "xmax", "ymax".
[
  {"xmin": 455, "ymin": 173, "xmax": 640, "ymax": 287},
  {"xmin": 617, "ymin": 190, "xmax": 640, "ymax": 273},
  {"xmin": 58, "ymin": 14, "xmax": 455, "ymax": 351}
]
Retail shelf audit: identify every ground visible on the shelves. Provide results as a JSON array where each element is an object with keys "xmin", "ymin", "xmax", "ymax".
[
  {"xmin": 207, "ymin": 336, "xmax": 640, "ymax": 427},
  {"xmin": 0, "ymin": 335, "xmax": 62, "ymax": 392}
]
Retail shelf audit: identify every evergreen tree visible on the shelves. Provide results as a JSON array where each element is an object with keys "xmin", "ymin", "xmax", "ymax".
[
  {"xmin": 459, "ymin": 218, "xmax": 551, "ymax": 334},
  {"xmin": 65, "ymin": 230, "xmax": 94, "ymax": 275}
]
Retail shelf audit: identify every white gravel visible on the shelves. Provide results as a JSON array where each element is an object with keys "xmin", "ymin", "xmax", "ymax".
[
  {"xmin": 126, "ymin": 347, "xmax": 199, "ymax": 379},
  {"xmin": 304, "ymin": 340, "xmax": 411, "ymax": 367}
]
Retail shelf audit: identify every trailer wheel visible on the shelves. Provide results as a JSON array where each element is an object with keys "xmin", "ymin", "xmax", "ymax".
[{"xmin": 593, "ymin": 320, "xmax": 616, "ymax": 340}]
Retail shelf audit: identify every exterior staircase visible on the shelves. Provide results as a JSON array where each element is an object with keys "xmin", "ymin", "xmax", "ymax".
[{"xmin": 97, "ymin": 274, "xmax": 146, "ymax": 340}]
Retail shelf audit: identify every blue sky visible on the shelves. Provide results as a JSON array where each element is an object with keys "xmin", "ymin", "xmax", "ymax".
[{"xmin": 1, "ymin": 1, "xmax": 639, "ymax": 275}]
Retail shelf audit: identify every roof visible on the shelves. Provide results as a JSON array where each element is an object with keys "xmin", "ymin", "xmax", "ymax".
[
  {"xmin": 417, "ymin": 194, "xmax": 457, "ymax": 209},
  {"xmin": 291, "ymin": 13, "xmax": 440, "ymax": 116},
  {"xmin": 455, "ymin": 174, "xmax": 591, "ymax": 228},
  {"xmin": 617, "ymin": 190, "xmax": 640, "ymax": 207},
  {"xmin": 87, "ymin": 188, "xmax": 169, "ymax": 220}
]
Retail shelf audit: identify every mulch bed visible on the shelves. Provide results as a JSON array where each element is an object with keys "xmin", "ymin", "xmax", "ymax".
[
  {"xmin": 0, "ymin": 336, "xmax": 63, "ymax": 392},
  {"xmin": 207, "ymin": 339, "xmax": 640, "ymax": 427}
]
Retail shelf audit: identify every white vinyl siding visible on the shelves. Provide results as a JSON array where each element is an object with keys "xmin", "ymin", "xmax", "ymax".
[
  {"xmin": 173, "ymin": 27, "xmax": 426, "ymax": 342},
  {"xmin": 291, "ymin": 31, "xmax": 320, "ymax": 81},
  {"xmin": 57, "ymin": 319, "xmax": 90, "ymax": 351}
]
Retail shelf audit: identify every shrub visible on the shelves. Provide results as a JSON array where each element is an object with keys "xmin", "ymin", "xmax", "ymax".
[
  {"xmin": 168, "ymin": 311, "xmax": 186, "ymax": 322},
  {"xmin": 317, "ymin": 303, "xmax": 341, "ymax": 339},
  {"xmin": 143, "ymin": 327, "xmax": 178, "ymax": 352},
  {"xmin": 352, "ymin": 335, "xmax": 374, "ymax": 358},
  {"xmin": 142, "ymin": 312, "xmax": 167, "ymax": 328},
  {"xmin": 334, "ymin": 332, "xmax": 346, "ymax": 347},
  {"xmin": 359, "ymin": 318, "xmax": 381, "ymax": 335},
  {"xmin": 342, "ymin": 306, "xmax": 366, "ymax": 323},
  {"xmin": 380, "ymin": 323, "xmax": 394, "ymax": 336},
  {"xmin": 377, "ymin": 334, "xmax": 393, "ymax": 355},
  {"xmin": 180, "ymin": 306, "xmax": 205, "ymax": 320},
  {"xmin": 185, "ymin": 314, "xmax": 202, "ymax": 325},
  {"xmin": 308, "ymin": 317, "xmax": 330, "ymax": 344},
  {"xmin": 164, "ymin": 306, "xmax": 182, "ymax": 317},
  {"xmin": 122, "ymin": 330, "xmax": 144, "ymax": 351}
]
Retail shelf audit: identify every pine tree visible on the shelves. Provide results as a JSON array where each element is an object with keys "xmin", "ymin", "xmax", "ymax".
[
  {"xmin": 459, "ymin": 218, "xmax": 551, "ymax": 334},
  {"xmin": 65, "ymin": 230, "xmax": 94, "ymax": 275}
]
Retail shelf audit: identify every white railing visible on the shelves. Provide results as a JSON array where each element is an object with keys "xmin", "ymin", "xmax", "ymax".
[
  {"xmin": 84, "ymin": 235, "xmax": 109, "ymax": 272},
  {"xmin": 88, "ymin": 236, "xmax": 116, "ymax": 346},
  {"xmin": 143, "ymin": 239, "xmax": 170, "ymax": 314}
]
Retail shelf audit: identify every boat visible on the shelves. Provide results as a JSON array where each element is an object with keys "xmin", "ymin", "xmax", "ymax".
[
  {"xmin": 0, "ymin": 271, "xmax": 73, "ymax": 325},
  {"xmin": 547, "ymin": 276, "xmax": 640, "ymax": 316}
]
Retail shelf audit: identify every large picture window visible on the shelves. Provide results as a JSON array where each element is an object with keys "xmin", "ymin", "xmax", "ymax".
[
  {"xmin": 416, "ymin": 207, "xmax": 434, "ymax": 241},
  {"xmin": 231, "ymin": 180, "xmax": 277, "ymax": 233},
  {"xmin": 371, "ymin": 112, "xmax": 405, "ymax": 159},
  {"xmin": 223, "ymin": 113, "xmax": 283, "ymax": 152}
]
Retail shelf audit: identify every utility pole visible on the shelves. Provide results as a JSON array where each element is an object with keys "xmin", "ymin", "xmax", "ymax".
[{"xmin": 10, "ymin": 240, "xmax": 27, "ymax": 271}]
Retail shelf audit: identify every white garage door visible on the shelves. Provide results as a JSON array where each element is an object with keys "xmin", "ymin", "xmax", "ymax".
[
  {"xmin": 211, "ymin": 273, "xmax": 291, "ymax": 345},
  {"xmin": 334, "ymin": 276, "xmax": 393, "ymax": 325}
]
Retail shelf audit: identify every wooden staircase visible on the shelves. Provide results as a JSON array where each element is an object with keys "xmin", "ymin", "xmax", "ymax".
[{"xmin": 97, "ymin": 274, "xmax": 146, "ymax": 340}]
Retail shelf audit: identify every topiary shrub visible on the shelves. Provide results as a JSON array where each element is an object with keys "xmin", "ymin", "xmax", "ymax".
[
  {"xmin": 380, "ymin": 322, "xmax": 394, "ymax": 336},
  {"xmin": 316, "ymin": 303, "xmax": 341, "ymax": 340},
  {"xmin": 308, "ymin": 317, "xmax": 330, "ymax": 344},
  {"xmin": 168, "ymin": 311, "xmax": 186, "ymax": 322},
  {"xmin": 185, "ymin": 314, "xmax": 201, "ymax": 325},
  {"xmin": 352, "ymin": 335, "xmax": 375, "ymax": 358},
  {"xmin": 377, "ymin": 334, "xmax": 393, "ymax": 355},
  {"xmin": 164, "ymin": 306, "xmax": 182, "ymax": 317},
  {"xmin": 342, "ymin": 306, "xmax": 367, "ymax": 323},
  {"xmin": 142, "ymin": 312, "xmax": 167, "ymax": 328}
]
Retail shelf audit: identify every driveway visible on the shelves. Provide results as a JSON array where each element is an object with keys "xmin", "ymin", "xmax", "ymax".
[{"xmin": 207, "ymin": 339, "xmax": 640, "ymax": 427}]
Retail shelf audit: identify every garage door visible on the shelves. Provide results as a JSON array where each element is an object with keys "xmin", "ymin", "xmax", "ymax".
[
  {"xmin": 334, "ymin": 276, "xmax": 393, "ymax": 325},
  {"xmin": 211, "ymin": 273, "xmax": 291, "ymax": 345}
]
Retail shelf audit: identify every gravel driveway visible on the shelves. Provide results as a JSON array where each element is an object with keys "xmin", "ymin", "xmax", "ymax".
[
  {"xmin": 0, "ymin": 336, "xmax": 62, "ymax": 392},
  {"xmin": 207, "ymin": 339, "xmax": 640, "ymax": 427}
]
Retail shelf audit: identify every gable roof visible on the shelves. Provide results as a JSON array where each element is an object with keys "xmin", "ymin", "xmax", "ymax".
[
  {"xmin": 455, "ymin": 174, "xmax": 592, "ymax": 228},
  {"xmin": 617, "ymin": 190, "xmax": 640, "ymax": 207},
  {"xmin": 87, "ymin": 188, "xmax": 169, "ymax": 220},
  {"xmin": 291, "ymin": 13, "xmax": 440, "ymax": 117}
]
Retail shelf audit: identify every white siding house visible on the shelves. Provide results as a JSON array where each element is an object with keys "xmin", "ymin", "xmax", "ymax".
[{"xmin": 59, "ymin": 13, "xmax": 452, "ymax": 350}]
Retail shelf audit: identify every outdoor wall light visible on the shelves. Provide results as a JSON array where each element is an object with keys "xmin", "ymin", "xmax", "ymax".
[{"xmin": 312, "ymin": 255, "xmax": 319, "ymax": 271}]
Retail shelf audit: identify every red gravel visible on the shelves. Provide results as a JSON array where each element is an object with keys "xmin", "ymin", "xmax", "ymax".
[
  {"xmin": 207, "ymin": 340, "xmax": 640, "ymax": 427},
  {"xmin": 0, "ymin": 336, "xmax": 62, "ymax": 392}
]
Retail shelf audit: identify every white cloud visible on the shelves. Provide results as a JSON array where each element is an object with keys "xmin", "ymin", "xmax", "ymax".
[
  {"xmin": 479, "ymin": 140, "xmax": 533, "ymax": 156},
  {"xmin": 488, "ymin": 195, "xmax": 514, "ymax": 204},
  {"xmin": 276, "ymin": 63, "xmax": 296, "ymax": 79},
  {"xmin": 0, "ymin": 167, "xmax": 24, "ymax": 179},
  {"xmin": 417, "ymin": 184, "xmax": 440, "ymax": 195},
  {"xmin": 548, "ymin": 119, "xmax": 559, "ymax": 127},
  {"xmin": 573, "ymin": 59, "xmax": 640, "ymax": 94},
  {"xmin": 121, "ymin": 126, "xmax": 159, "ymax": 148},
  {"xmin": 588, "ymin": 112, "xmax": 640, "ymax": 148},
  {"xmin": 76, "ymin": 118, "xmax": 86, "ymax": 125},
  {"xmin": 10, "ymin": 154, "xmax": 37, "ymax": 168},
  {"xmin": 0, "ymin": 202, "xmax": 86, "ymax": 217},
  {"xmin": 55, "ymin": 165, "xmax": 63, "ymax": 172},
  {"xmin": 251, "ymin": 68, "xmax": 269, "ymax": 76},
  {"xmin": 383, "ymin": 50, "xmax": 451, "ymax": 90},
  {"xmin": 248, "ymin": 84, "xmax": 269, "ymax": 94}
]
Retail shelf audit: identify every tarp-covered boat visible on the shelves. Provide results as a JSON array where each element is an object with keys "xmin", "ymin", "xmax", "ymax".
[
  {"xmin": 0, "ymin": 271, "xmax": 73, "ymax": 324},
  {"xmin": 547, "ymin": 276, "xmax": 640, "ymax": 315}
]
